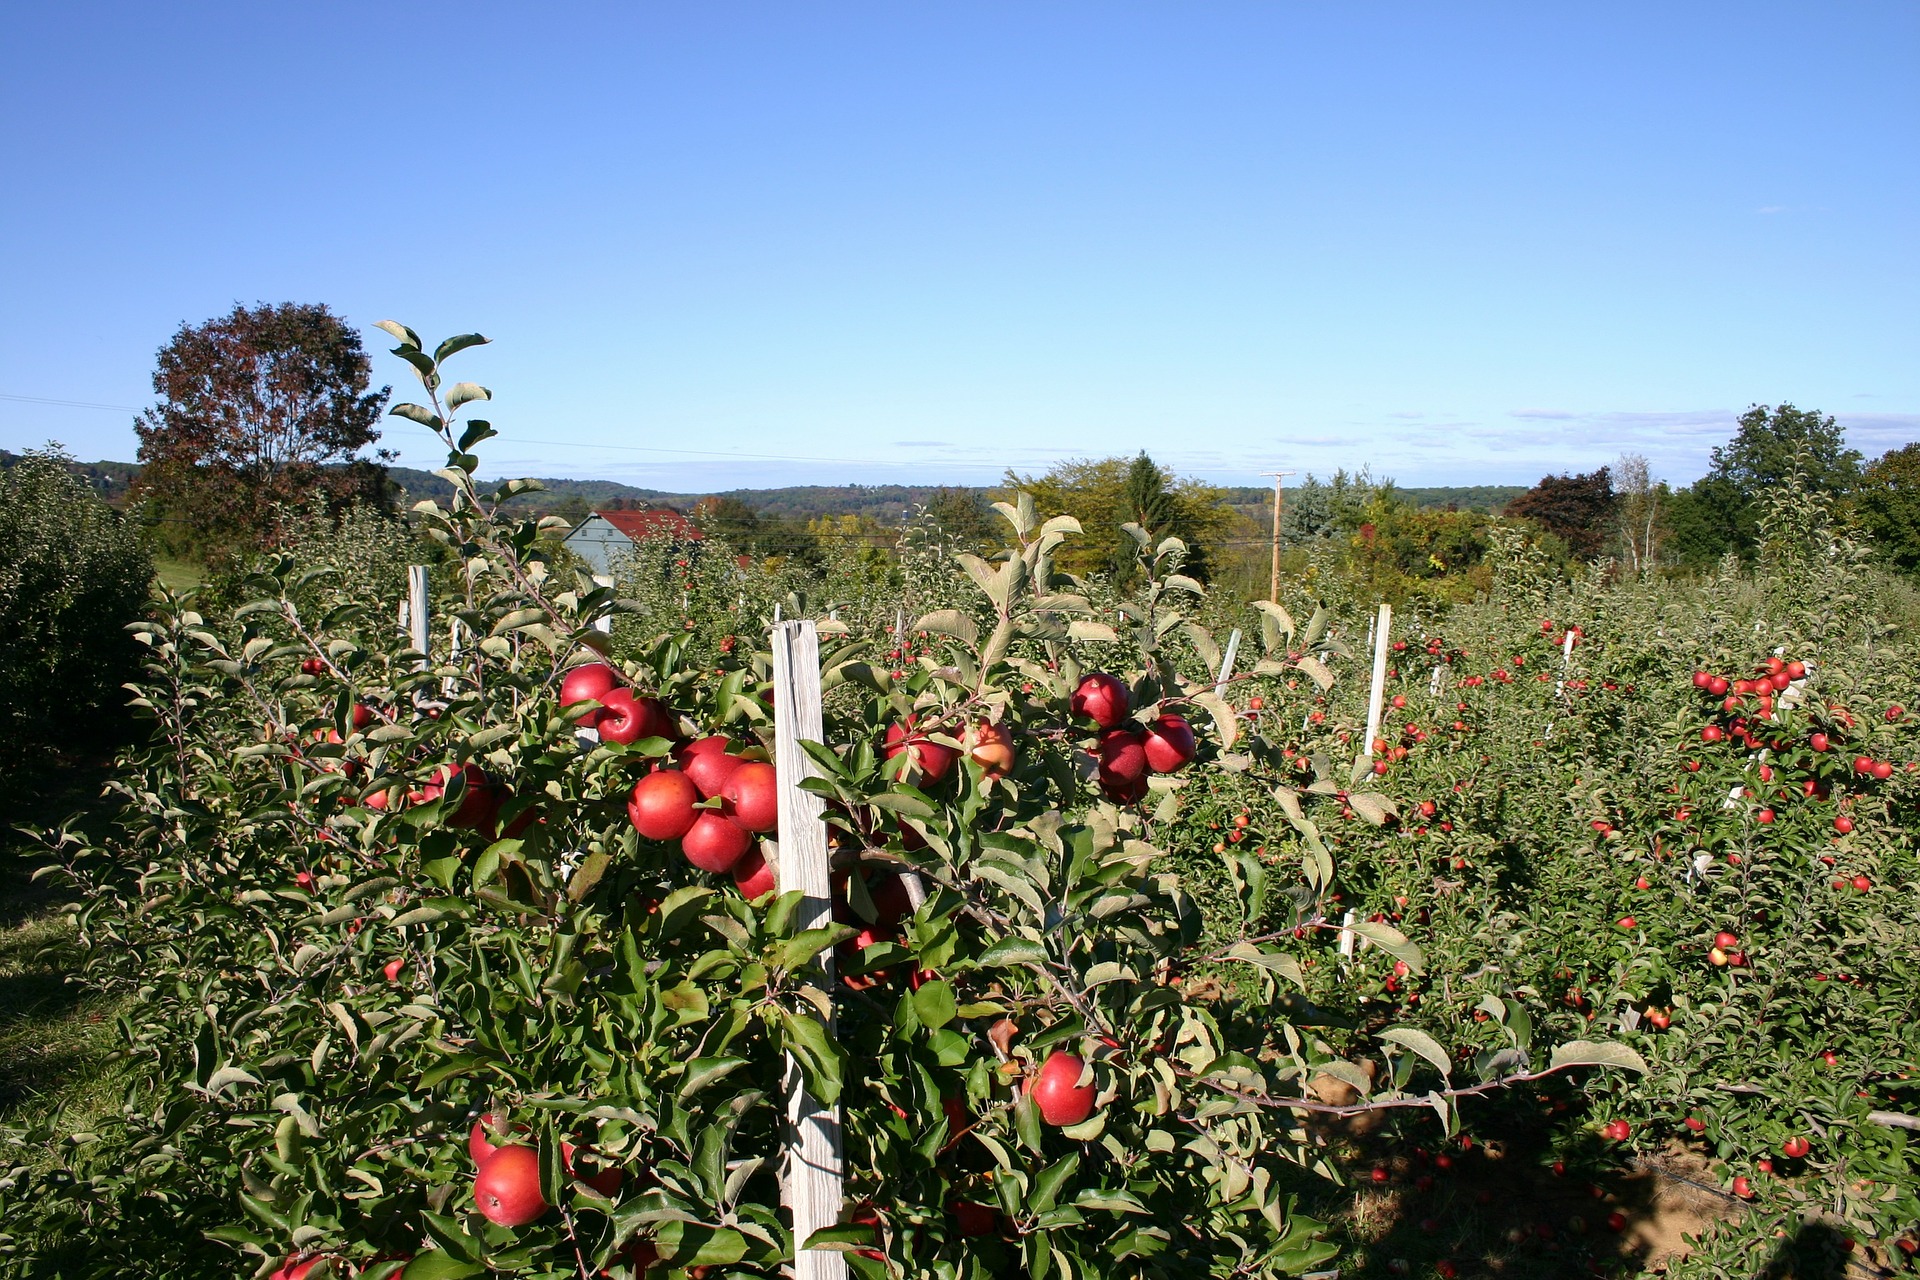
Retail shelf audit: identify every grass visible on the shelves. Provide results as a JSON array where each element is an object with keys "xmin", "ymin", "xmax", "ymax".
[{"xmin": 152, "ymin": 555, "xmax": 202, "ymax": 593}]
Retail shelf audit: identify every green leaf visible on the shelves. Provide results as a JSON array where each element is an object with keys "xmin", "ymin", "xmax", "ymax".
[
  {"xmin": 392, "ymin": 1252, "xmax": 483, "ymax": 1280},
  {"xmin": 678, "ymin": 1056, "xmax": 748, "ymax": 1098},
  {"xmin": 445, "ymin": 382, "xmax": 491, "ymax": 410},
  {"xmin": 915, "ymin": 609, "xmax": 979, "ymax": 648},
  {"xmin": 977, "ymin": 936, "xmax": 1048, "ymax": 967},
  {"xmin": 1549, "ymin": 1041, "xmax": 1650, "ymax": 1074},
  {"xmin": 389, "ymin": 402, "xmax": 443, "ymax": 429},
  {"xmin": 1349, "ymin": 921, "xmax": 1423, "ymax": 974},
  {"xmin": 1379, "ymin": 1027, "xmax": 1452, "ymax": 1079},
  {"xmin": 375, "ymin": 320, "xmax": 422, "ymax": 349},
  {"xmin": 911, "ymin": 979, "xmax": 958, "ymax": 1031},
  {"xmin": 432, "ymin": 332, "xmax": 491, "ymax": 363}
]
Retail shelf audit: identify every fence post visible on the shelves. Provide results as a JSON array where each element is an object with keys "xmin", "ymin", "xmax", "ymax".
[
  {"xmin": 1362, "ymin": 603, "xmax": 1392, "ymax": 757},
  {"xmin": 407, "ymin": 566, "xmax": 431, "ymax": 666},
  {"xmin": 1213, "ymin": 628, "xmax": 1242, "ymax": 699},
  {"xmin": 770, "ymin": 620, "xmax": 846, "ymax": 1280}
]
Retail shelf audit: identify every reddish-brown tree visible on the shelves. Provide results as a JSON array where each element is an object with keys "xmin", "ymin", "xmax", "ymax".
[{"xmin": 134, "ymin": 302, "xmax": 391, "ymax": 559}]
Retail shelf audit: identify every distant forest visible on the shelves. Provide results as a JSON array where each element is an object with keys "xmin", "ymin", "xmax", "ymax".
[{"xmin": 0, "ymin": 451, "xmax": 1527, "ymax": 524}]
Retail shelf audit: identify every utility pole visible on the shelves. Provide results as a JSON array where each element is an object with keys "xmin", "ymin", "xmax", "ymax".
[{"xmin": 1261, "ymin": 472, "xmax": 1294, "ymax": 603}]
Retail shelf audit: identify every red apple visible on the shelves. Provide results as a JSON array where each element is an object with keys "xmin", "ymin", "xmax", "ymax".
[
  {"xmin": 675, "ymin": 736, "xmax": 743, "ymax": 798},
  {"xmin": 628, "ymin": 770, "xmax": 701, "ymax": 841},
  {"xmin": 561, "ymin": 662, "xmax": 620, "ymax": 712},
  {"xmin": 884, "ymin": 719, "xmax": 959, "ymax": 785},
  {"xmin": 561, "ymin": 1139, "xmax": 623, "ymax": 1197},
  {"xmin": 950, "ymin": 1200, "xmax": 998, "ymax": 1237},
  {"xmin": 719, "ymin": 761, "xmax": 779, "ymax": 833},
  {"xmin": 1781, "ymin": 1136, "xmax": 1810, "ymax": 1159},
  {"xmin": 731, "ymin": 844, "xmax": 776, "ymax": 900},
  {"xmin": 469, "ymin": 1111, "xmax": 530, "ymax": 1164},
  {"xmin": 269, "ymin": 1257, "xmax": 320, "ymax": 1280},
  {"xmin": 435, "ymin": 763, "xmax": 499, "ymax": 830},
  {"xmin": 1142, "ymin": 714, "xmax": 1197, "ymax": 773},
  {"xmin": 681, "ymin": 811, "xmax": 752, "ymax": 873},
  {"xmin": 963, "ymin": 720, "xmax": 1016, "ymax": 777},
  {"xmin": 596, "ymin": 689, "xmax": 676, "ymax": 745},
  {"xmin": 475, "ymin": 1144, "xmax": 549, "ymax": 1226},
  {"xmin": 383, "ymin": 957, "xmax": 405, "ymax": 983},
  {"xmin": 1732, "ymin": 1175, "xmax": 1753, "ymax": 1198},
  {"xmin": 1713, "ymin": 931, "xmax": 1739, "ymax": 950},
  {"xmin": 1097, "ymin": 729, "xmax": 1148, "ymax": 787},
  {"xmin": 1029, "ymin": 1051, "xmax": 1095, "ymax": 1126},
  {"xmin": 1070, "ymin": 673, "xmax": 1131, "ymax": 728},
  {"xmin": 351, "ymin": 703, "xmax": 376, "ymax": 730}
]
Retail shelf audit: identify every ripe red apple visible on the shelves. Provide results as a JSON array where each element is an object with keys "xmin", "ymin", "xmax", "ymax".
[
  {"xmin": 1732, "ymin": 1175, "xmax": 1753, "ymax": 1198},
  {"xmin": 950, "ymin": 1200, "xmax": 998, "ymax": 1237},
  {"xmin": 1617, "ymin": 916, "xmax": 1636, "ymax": 930},
  {"xmin": 675, "ymin": 736, "xmax": 743, "ymax": 798},
  {"xmin": 383, "ymin": 957, "xmax": 405, "ymax": 983},
  {"xmin": 1834, "ymin": 815, "xmax": 1854, "ymax": 834},
  {"xmin": 1707, "ymin": 676, "xmax": 1729, "ymax": 696},
  {"xmin": 731, "ymin": 844, "xmax": 776, "ymax": 900},
  {"xmin": 719, "ymin": 761, "xmax": 779, "ymax": 833},
  {"xmin": 1684, "ymin": 1116, "xmax": 1706, "ymax": 1132},
  {"xmin": 963, "ymin": 720, "xmax": 1017, "ymax": 777},
  {"xmin": 1781, "ymin": 1136, "xmax": 1810, "ymax": 1159},
  {"xmin": 596, "ymin": 689, "xmax": 676, "ymax": 745},
  {"xmin": 1872, "ymin": 759, "xmax": 1894, "ymax": 780},
  {"xmin": 351, "ymin": 703, "xmax": 376, "ymax": 731},
  {"xmin": 1809, "ymin": 732, "xmax": 1829, "ymax": 752},
  {"xmin": 1852, "ymin": 874, "xmax": 1871, "ymax": 892},
  {"xmin": 561, "ymin": 1139, "xmax": 623, "ymax": 1197},
  {"xmin": 475, "ymin": 1144, "xmax": 549, "ymax": 1226},
  {"xmin": 1069, "ymin": 673, "xmax": 1131, "ymax": 729},
  {"xmin": 1142, "ymin": 714, "xmax": 1197, "ymax": 773},
  {"xmin": 469, "ymin": 1111, "xmax": 531, "ymax": 1164},
  {"xmin": 1853, "ymin": 755, "xmax": 1875, "ymax": 775},
  {"xmin": 434, "ymin": 763, "xmax": 499, "ymax": 830},
  {"xmin": 1029, "ymin": 1051, "xmax": 1096, "ymax": 1126},
  {"xmin": 1701, "ymin": 726, "xmax": 1723, "ymax": 743},
  {"xmin": 884, "ymin": 720, "xmax": 960, "ymax": 785},
  {"xmin": 628, "ymin": 770, "xmax": 701, "ymax": 841},
  {"xmin": 681, "ymin": 811, "xmax": 752, "ymax": 873},
  {"xmin": 1097, "ymin": 729, "xmax": 1149, "ymax": 786},
  {"xmin": 1602, "ymin": 1119, "xmax": 1631, "ymax": 1142},
  {"xmin": 1713, "ymin": 931, "xmax": 1739, "ymax": 950},
  {"xmin": 560, "ymin": 662, "xmax": 619, "ymax": 712},
  {"xmin": 269, "ymin": 1256, "xmax": 320, "ymax": 1280}
]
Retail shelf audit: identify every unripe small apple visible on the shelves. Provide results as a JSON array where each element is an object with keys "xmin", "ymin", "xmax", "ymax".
[{"xmin": 963, "ymin": 720, "xmax": 1017, "ymax": 777}]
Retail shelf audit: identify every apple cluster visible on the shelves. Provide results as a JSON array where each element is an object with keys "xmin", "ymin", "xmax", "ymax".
[{"xmin": 1069, "ymin": 672, "xmax": 1197, "ymax": 802}]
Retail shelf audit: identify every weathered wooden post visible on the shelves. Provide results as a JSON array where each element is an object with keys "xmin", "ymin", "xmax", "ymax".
[
  {"xmin": 770, "ymin": 619, "xmax": 846, "ymax": 1280},
  {"xmin": 1213, "ymin": 628, "xmax": 1242, "ymax": 699},
  {"xmin": 1361, "ymin": 603, "xmax": 1392, "ymax": 758},
  {"xmin": 407, "ymin": 565, "xmax": 431, "ymax": 665}
]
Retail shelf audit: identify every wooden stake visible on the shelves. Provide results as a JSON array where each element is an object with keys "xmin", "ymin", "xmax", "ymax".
[
  {"xmin": 1362, "ymin": 603, "xmax": 1391, "ymax": 757},
  {"xmin": 407, "ymin": 565, "xmax": 430, "ymax": 665},
  {"xmin": 1261, "ymin": 472, "xmax": 1294, "ymax": 603},
  {"xmin": 1213, "ymin": 628, "xmax": 1242, "ymax": 699},
  {"xmin": 770, "ymin": 621, "xmax": 846, "ymax": 1280}
]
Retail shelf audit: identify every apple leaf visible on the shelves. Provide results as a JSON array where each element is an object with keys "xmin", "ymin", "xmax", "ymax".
[
  {"xmin": 1379, "ymin": 1027, "xmax": 1452, "ymax": 1079},
  {"xmin": 1348, "ymin": 921, "xmax": 1423, "ymax": 973},
  {"xmin": 1549, "ymin": 1041, "xmax": 1650, "ymax": 1074}
]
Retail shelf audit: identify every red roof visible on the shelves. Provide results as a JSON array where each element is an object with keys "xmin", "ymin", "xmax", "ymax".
[{"xmin": 597, "ymin": 509, "xmax": 702, "ymax": 541}]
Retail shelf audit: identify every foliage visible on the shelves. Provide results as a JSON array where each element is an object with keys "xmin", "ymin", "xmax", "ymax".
[
  {"xmin": 1664, "ymin": 405, "xmax": 1863, "ymax": 567},
  {"xmin": 0, "ymin": 447, "xmax": 153, "ymax": 820},
  {"xmin": 6, "ymin": 329, "xmax": 1661, "ymax": 1280},
  {"xmin": 1161, "ymin": 474, "xmax": 1920, "ymax": 1271},
  {"xmin": 133, "ymin": 302, "xmax": 392, "ymax": 564},
  {"xmin": 1005, "ymin": 456, "xmax": 1239, "ymax": 583},
  {"xmin": 1504, "ymin": 467, "xmax": 1617, "ymax": 561},
  {"xmin": 1854, "ymin": 442, "xmax": 1920, "ymax": 574}
]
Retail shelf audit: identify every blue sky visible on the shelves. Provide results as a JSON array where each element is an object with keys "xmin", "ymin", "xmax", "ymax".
[{"xmin": 1, "ymin": 3, "xmax": 1914, "ymax": 493}]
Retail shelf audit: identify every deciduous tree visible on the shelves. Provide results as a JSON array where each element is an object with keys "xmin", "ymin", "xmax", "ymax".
[
  {"xmin": 1505, "ymin": 467, "xmax": 1617, "ymax": 560},
  {"xmin": 133, "ymin": 302, "xmax": 391, "ymax": 561}
]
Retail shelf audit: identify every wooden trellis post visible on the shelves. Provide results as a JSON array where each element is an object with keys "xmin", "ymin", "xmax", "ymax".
[
  {"xmin": 1361, "ymin": 603, "xmax": 1392, "ymax": 758},
  {"xmin": 770, "ymin": 620, "xmax": 846, "ymax": 1280}
]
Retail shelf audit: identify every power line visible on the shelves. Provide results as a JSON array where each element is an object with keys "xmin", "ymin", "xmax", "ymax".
[{"xmin": 1, "ymin": 389, "xmax": 1280, "ymax": 482}]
